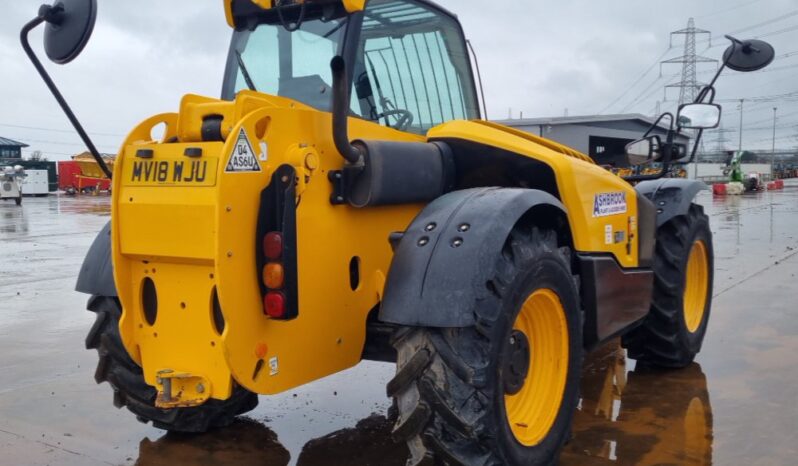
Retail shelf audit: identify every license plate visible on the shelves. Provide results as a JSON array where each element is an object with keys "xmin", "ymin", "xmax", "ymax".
[{"xmin": 122, "ymin": 159, "xmax": 218, "ymax": 186}]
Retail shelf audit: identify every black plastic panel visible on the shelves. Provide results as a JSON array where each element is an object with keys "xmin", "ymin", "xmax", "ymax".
[
  {"xmin": 635, "ymin": 178, "xmax": 709, "ymax": 227},
  {"xmin": 579, "ymin": 255, "xmax": 653, "ymax": 349},
  {"xmin": 379, "ymin": 187, "xmax": 566, "ymax": 327},
  {"xmin": 75, "ymin": 222, "xmax": 117, "ymax": 296}
]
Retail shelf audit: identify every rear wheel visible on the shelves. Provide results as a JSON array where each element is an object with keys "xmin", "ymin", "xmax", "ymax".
[
  {"xmin": 85, "ymin": 295, "xmax": 258, "ymax": 432},
  {"xmin": 15, "ymin": 196, "xmax": 21, "ymax": 206},
  {"xmin": 389, "ymin": 227, "xmax": 582, "ymax": 465},
  {"xmin": 623, "ymin": 204, "xmax": 713, "ymax": 367}
]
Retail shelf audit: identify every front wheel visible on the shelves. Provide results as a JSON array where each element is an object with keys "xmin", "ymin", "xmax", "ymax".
[
  {"xmin": 389, "ymin": 227, "xmax": 582, "ymax": 465},
  {"xmin": 623, "ymin": 204, "xmax": 714, "ymax": 367}
]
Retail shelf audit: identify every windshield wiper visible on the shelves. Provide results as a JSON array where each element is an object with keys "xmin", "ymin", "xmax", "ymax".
[
  {"xmin": 323, "ymin": 18, "xmax": 347, "ymax": 39},
  {"xmin": 235, "ymin": 50, "xmax": 257, "ymax": 92}
]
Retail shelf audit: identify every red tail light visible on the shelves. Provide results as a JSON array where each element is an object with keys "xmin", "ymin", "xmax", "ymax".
[
  {"xmin": 264, "ymin": 291, "xmax": 286, "ymax": 318},
  {"xmin": 263, "ymin": 232, "xmax": 283, "ymax": 260}
]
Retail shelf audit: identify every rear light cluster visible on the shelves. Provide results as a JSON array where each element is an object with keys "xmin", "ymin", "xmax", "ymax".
[
  {"xmin": 262, "ymin": 232, "xmax": 287, "ymax": 318},
  {"xmin": 257, "ymin": 164, "xmax": 299, "ymax": 320}
]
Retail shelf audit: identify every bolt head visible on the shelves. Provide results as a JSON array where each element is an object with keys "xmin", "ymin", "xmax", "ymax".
[
  {"xmin": 458, "ymin": 223, "xmax": 470, "ymax": 232},
  {"xmin": 425, "ymin": 222, "xmax": 437, "ymax": 232},
  {"xmin": 452, "ymin": 238, "xmax": 463, "ymax": 248},
  {"xmin": 418, "ymin": 237, "xmax": 429, "ymax": 246},
  {"xmin": 196, "ymin": 383, "xmax": 205, "ymax": 394}
]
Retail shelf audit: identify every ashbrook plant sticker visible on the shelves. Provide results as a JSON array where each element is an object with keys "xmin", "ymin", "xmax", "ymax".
[{"xmin": 593, "ymin": 192, "xmax": 627, "ymax": 217}]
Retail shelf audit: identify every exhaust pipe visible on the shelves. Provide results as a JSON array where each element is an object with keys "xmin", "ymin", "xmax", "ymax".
[{"xmin": 330, "ymin": 55, "xmax": 364, "ymax": 165}]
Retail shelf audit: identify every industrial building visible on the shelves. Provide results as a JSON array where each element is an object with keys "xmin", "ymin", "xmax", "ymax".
[
  {"xmin": 0, "ymin": 137, "xmax": 57, "ymax": 192},
  {"xmin": 0, "ymin": 136, "xmax": 28, "ymax": 159},
  {"xmin": 494, "ymin": 114, "xmax": 691, "ymax": 166}
]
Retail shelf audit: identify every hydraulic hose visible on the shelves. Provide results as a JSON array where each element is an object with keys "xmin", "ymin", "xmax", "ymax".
[{"xmin": 330, "ymin": 55, "xmax": 365, "ymax": 165}]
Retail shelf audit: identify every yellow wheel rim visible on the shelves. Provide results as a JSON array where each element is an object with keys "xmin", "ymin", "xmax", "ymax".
[
  {"xmin": 683, "ymin": 240, "xmax": 709, "ymax": 333},
  {"xmin": 504, "ymin": 288, "xmax": 569, "ymax": 446},
  {"xmin": 684, "ymin": 397, "xmax": 709, "ymax": 460}
]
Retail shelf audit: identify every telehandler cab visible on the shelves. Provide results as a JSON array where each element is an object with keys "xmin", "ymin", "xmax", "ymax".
[{"xmin": 22, "ymin": 0, "xmax": 774, "ymax": 464}]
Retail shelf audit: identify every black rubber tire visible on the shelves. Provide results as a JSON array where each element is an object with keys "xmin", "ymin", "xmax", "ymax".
[
  {"xmin": 15, "ymin": 196, "xmax": 21, "ymax": 206},
  {"xmin": 85, "ymin": 295, "xmax": 258, "ymax": 432},
  {"xmin": 623, "ymin": 204, "xmax": 714, "ymax": 368},
  {"xmin": 389, "ymin": 227, "xmax": 582, "ymax": 466}
]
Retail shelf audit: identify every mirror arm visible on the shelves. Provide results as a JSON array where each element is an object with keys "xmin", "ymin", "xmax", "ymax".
[
  {"xmin": 693, "ymin": 85, "xmax": 717, "ymax": 107},
  {"xmin": 658, "ymin": 120, "xmax": 679, "ymax": 174},
  {"xmin": 701, "ymin": 63, "xmax": 727, "ymax": 102},
  {"xmin": 624, "ymin": 114, "xmax": 675, "ymax": 182},
  {"xmin": 683, "ymin": 47, "xmax": 729, "ymax": 164},
  {"xmin": 19, "ymin": 10, "xmax": 112, "ymax": 180},
  {"xmin": 679, "ymin": 127, "xmax": 705, "ymax": 165},
  {"xmin": 642, "ymin": 112, "xmax": 673, "ymax": 139}
]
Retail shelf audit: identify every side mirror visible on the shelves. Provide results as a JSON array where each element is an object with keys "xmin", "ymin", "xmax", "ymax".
[
  {"xmin": 42, "ymin": 0, "xmax": 97, "ymax": 64},
  {"xmin": 722, "ymin": 38, "xmax": 775, "ymax": 72},
  {"xmin": 626, "ymin": 135, "xmax": 661, "ymax": 166},
  {"xmin": 677, "ymin": 103, "xmax": 721, "ymax": 130}
]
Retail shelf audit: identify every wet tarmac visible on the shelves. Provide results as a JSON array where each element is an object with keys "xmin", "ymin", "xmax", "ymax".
[{"xmin": 1, "ymin": 184, "xmax": 797, "ymax": 465}]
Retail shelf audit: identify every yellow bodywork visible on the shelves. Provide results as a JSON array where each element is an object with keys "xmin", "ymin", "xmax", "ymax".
[
  {"xmin": 224, "ymin": 0, "xmax": 367, "ymax": 28},
  {"xmin": 111, "ymin": 88, "xmax": 639, "ymax": 403}
]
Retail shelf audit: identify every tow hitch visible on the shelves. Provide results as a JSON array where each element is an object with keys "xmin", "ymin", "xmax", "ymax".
[{"xmin": 155, "ymin": 369, "xmax": 211, "ymax": 408}]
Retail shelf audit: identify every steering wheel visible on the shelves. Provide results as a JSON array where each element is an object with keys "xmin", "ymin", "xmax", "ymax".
[{"xmin": 378, "ymin": 109, "xmax": 414, "ymax": 131}]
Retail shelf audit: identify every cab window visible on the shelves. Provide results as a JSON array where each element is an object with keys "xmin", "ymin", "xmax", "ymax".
[{"xmin": 353, "ymin": 0, "xmax": 480, "ymax": 134}]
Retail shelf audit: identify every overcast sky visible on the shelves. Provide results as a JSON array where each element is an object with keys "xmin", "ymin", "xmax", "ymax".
[{"xmin": 1, "ymin": 0, "xmax": 797, "ymax": 160}]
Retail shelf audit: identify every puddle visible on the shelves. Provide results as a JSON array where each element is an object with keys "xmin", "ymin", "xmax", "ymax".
[{"xmin": 1, "ymin": 183, "xmax": 797, "ymax": 465}]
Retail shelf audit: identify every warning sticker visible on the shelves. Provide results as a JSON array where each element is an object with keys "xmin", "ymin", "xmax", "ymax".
[{"xmin": 225, "ymin": 128, "xmax": 261, "ymax": 173}]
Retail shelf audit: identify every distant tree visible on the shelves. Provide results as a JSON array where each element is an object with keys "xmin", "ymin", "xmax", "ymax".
[{"xmin": 28, "ymin": 150, "xmax": 47, "ymax": 161}]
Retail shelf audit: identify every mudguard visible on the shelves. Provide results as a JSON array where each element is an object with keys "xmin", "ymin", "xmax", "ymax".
[
  {"xmin": 635, "ymin": 178, "xmax": 708, "ymax": 227},
  {"xmin": 75, "ymin": 222, "xmax": 117, "ymax": 296},
  {"xmin": 379, "ymin": 187, "xmax": 566, "ymax": 327}
]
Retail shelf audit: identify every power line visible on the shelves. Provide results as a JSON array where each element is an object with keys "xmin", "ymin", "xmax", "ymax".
[
  {"xmin": 699, "ymin": 9, "xmax": 798, "ymax": 45},
  {"xmin": 746, "ymin": 109, "xmax": 798, "ymax": 126},
  {"xmin": 742, "ymin": 122, "xmax": 798, "ymax": 131},
  {"xmin": 0, "ymin": 122, "xmax": 123, "ymax": 138},
  {"xmin": 698, "ymin": 62, "xmax": 798, "ymax": 78},
  {"xmin": 754, "ymin": 24, "xmax": 798, "ymax": 39},
  {"xmin": 21, "ymin": 148, "xmax": 78, "ymax": 157},
  {"xmin": 16, "ymin": 137, "xmax": 117, "ymax": 150},
  {"xmin": 597, "ymin": 46, "xmax": 672, "ymax": 114},
  {"xmin": 716, "ymin": 91, "xmax": 798, "ymax": 103},
  {"xmin": 618, "ymin": 73, "xmax": 677, "ymax": 113},
  {"xmin": 695, "ymin": 0, "xmax": 765, "ymax": 20}
]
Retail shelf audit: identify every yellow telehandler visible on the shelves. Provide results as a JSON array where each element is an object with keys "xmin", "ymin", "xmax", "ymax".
[{"xmin": 22, "ymin": 0, "xmax": 773, "ymax": 464}]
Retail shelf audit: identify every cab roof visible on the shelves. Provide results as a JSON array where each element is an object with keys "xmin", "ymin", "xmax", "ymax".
[{"xmin": 224, "ymin": 0, "xmax": 367, "ymax": 28}]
